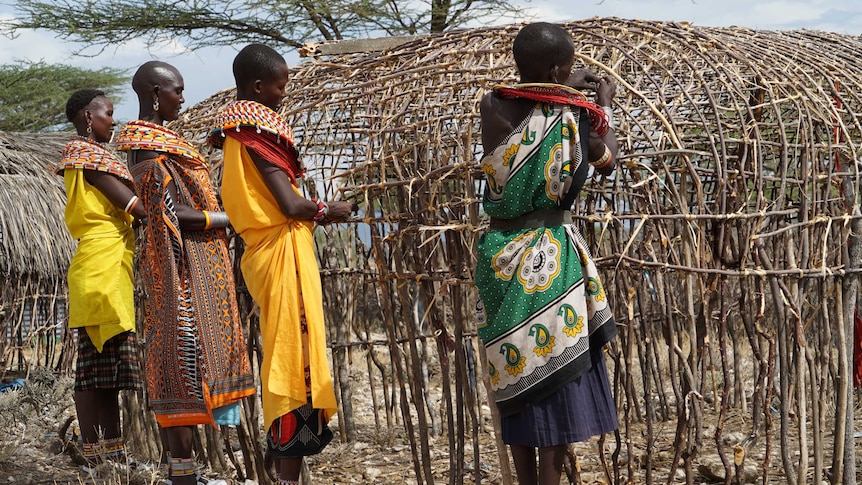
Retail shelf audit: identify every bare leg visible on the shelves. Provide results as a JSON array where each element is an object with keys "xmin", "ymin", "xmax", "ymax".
[
  {"xmin": 76, "ymin": 389, "xmax": 122, "ymax": 461},
  {"xmin": 536, "ymin": 445, "xmax": 566, "ymax": 485},
  {"xmin": 510, "ymin": 445, "xmax": 538, "ymax": 485},
  {"xmin": 97, "ymin": 390, "xmax": 121, "ymax": 439},
  {"xmin": 275, "ymin": 456, "xmax": 303, "ymax": 483},
  {"xmin": 160, "ymin": 427, "xmax": 171, "ymax": 465},
  {"xmin": 166, "ymin": 426, "xmax": 196, "ymax": 485},
  {"xmin": 76, "ymin": 389, "xmax": 111, "ymax": 466},
  {"xmin": 75, "ymin": 390, "xmax": 107, "ymax": 444}
]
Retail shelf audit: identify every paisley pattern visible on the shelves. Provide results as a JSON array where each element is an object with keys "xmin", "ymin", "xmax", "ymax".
[
  {"xmin": 475, "ymin": 102, "xmax": 616, "ymax": 417},
  {"xmin": 120, "ymin": 121, "xmax": 255, "ymax": 427}
]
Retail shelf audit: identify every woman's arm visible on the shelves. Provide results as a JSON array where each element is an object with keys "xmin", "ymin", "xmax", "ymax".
[
  {"xmin": 587, "ymin": 77, "xmax": 619, "ymax": 177},
  {"xmin": 247, "ymin": 147, "xmax": 353, "ymax": 223},
  {"xmin": 83, "ymin": 170, "xmax": 147, "ymax": 220},
  {"xmin": 165, "ymin": 180, "xmax": 208, "ymax": 231},
  {"xmin": 127, "ymin": 150, "xmax": 209, "ymax": 230}
]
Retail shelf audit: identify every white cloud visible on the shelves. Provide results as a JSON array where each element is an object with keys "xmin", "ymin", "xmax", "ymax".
[
  {"xmin": 524, "ymin": 0, "xmax": 862, "ymax": 33},
  {"xmin": 0, "ymin": 20, "xmax": 69, "ymax": 63}
]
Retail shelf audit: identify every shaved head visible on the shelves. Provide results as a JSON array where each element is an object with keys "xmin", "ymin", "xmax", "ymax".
[
  {"xmin": 131, "ymin": 60, "xmax": 185, "ymax": 121},
  {"xmin": 233, "ymin": 43, "xmax": 287, "ymax": 89},
  {"xmin": 512, "ymin": 22, "xmax": 574, "ymax": 80},
  {"xmin": 132, "ymin": 61, "xmax": 182, "ymax": 97}
]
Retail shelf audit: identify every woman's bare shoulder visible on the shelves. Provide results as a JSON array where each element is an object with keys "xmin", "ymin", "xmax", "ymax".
[{"xmin": 480, "ymin": 92, "xmax": 533, "ymax": 152}]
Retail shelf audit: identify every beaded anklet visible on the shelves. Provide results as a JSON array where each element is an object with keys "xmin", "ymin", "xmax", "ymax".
[
  {"xmin": 170, "ymin": 457, "xmax": 197, "ymax": 477},
  {"xmin": 81, "ymin": 441, "xmax": 103, "ymax": 464},
  {"xmin": 103, "ymin": 437, "xmax": 125, "ymax": 461}
]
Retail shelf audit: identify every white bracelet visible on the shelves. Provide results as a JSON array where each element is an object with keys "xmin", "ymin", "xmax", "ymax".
[
  {"xmin": 602, "ymin": 106, "xmax": 615, "ymax": 129},
  {"xmin": 124, "ymin": 195, "xmax": 138, "ymax": 213}
]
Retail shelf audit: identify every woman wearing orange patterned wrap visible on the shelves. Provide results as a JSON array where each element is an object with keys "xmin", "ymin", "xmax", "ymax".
[{"xmin": 117, "ymin": 61, "xmax": 255, "ymax": 485}]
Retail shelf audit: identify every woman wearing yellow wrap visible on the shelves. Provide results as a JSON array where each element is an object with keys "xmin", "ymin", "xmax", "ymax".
[
  {"xmin": 56, "ymin": 89, "xmax": 146, "ymax": 475},
  {"xmin": 211, "ymin": 44, "xmax": 354, "ymax": 485}
]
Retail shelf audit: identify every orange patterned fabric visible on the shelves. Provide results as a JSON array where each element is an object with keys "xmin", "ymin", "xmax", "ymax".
[
  {"xmin": 118, "ymin": 120, "xmax": 255, "ymax": 427},
  {"xmin": 55, "ymin": 136, "xmax": 134, "ymax": 187}
]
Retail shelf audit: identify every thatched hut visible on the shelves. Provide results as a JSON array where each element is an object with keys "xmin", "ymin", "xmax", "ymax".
[
  {"xmin": 2, "ymin": 15, "xmax": 860, "ymax": 485},
  {"xmin": 170, "ymin": 17, "xmax": 862, "ymax": 484},
  {"xmin": 0, "ymin": 131, "xmax": 74, "ymax": 371}
]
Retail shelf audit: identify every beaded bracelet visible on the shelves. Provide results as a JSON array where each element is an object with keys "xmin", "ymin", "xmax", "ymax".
[
  {"xmin": 311, "ymin": 198, "xmax": 329, "ymax": 223},
  {"xmin": 602, "ymin": 106, "xmax": 615, "ymax": 130},
  {"xmin": 203, "ymin": 211, "xmax": 230, "ymax": 229},
  {"xmin": 591, "ymin": 145, "xmax": 614, "ymax": 170}
]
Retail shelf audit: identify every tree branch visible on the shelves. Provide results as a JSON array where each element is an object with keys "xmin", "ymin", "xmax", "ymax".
[{"xmin": 3, "ymin": 0, "xmax": 524, "ymax": 54}]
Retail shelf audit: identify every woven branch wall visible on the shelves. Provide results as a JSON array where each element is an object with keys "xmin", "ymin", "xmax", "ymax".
[{"xmin": 170, "ymin": 17, "xmax": 862, "ymax": 484}]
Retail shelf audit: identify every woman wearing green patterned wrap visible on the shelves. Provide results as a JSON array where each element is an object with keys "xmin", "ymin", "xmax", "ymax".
[{"xmin": 475, "ymin": 22, "xmax": 619, "ymax": 485}]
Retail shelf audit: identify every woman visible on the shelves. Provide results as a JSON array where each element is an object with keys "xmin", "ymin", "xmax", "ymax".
[
  {"xmin": 56, "ymin": 89, "xmax": 146, "ymax": 474},
  {"xmin": 116, "ymin": 61, "xmax": 255, "ymax": 485},
  {"xmin": 475, "ymin": 23, "xmax": 620, "ymax": 485}
]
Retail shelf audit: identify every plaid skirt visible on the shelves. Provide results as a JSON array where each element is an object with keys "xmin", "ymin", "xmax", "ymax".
[{"xmin": 75, "ymin": 329, "xmax": 143, "ymax": 391}]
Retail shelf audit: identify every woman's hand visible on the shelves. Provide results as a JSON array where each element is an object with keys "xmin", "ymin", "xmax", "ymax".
[
  {"xmin": 596, "ymin": 76, "xmax": 617, "ymax": 107},
  {"xmin": 564, "ymin": 69, "xmax": 600, "ymax": 90},
  {"xmin": 323, "ymin": 201, "xmax": 356, "ymax": 224}
]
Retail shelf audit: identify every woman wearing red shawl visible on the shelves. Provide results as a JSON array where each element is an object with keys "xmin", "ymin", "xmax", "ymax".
[{"xmin": 210, "ymin": 44, "xmax": 354, "ymax": 485}]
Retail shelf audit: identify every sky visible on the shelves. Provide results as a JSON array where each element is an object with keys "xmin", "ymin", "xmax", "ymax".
[{"xmin": 1, "ymin": 0, "xmax": 861, "ymax": 124}]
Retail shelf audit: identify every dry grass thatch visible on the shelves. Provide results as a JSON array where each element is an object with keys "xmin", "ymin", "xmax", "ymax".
[
  {"xmin": 0, "ymin": 131, "xmax": 74, "ymax": 372},
  {"xmin": 0, "ymin": 131, "xmax": 74, "ymax": 282}
]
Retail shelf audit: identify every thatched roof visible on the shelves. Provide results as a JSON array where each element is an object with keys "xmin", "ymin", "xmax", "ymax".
[{"xmin": 0, "ymin": 131, "xmax": 74, "ymax": 289}]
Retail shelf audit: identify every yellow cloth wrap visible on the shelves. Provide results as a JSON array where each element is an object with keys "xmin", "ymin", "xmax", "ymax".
[
  {"xmin": 63, "ymin": 169, "xmax": 135, "ymax": 351},
  {"xmin": 221, "ymin": 137, "xmax": 337, "ymax": 426}
]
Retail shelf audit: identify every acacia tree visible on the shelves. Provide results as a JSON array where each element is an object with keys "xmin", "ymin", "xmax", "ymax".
[
  {"xmin": 3, "ymin": 0, "xmax": 524, "ymax": 53},
  {"xmin": 0, "ymin": 61, "xmax": 126, "ymax": 132}
]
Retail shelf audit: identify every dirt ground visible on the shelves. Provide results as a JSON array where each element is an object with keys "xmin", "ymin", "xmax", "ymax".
[{"xmin": 2, "ymin": 366, "xmax": 862, "ymax": 485}]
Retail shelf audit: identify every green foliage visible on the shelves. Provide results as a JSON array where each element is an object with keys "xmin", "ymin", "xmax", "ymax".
[
  {"xmin": 0, "ymin": 60, "xmax": 127, "ymax": 132},
  {"xmin": 3, "ymin": 0, "xmax": 524, "ymax": 53}
]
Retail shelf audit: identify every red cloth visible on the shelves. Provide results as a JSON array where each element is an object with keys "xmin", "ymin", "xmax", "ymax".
[
  {"xmin": 495, "ymin": 84, "xmax": 611, "ymax": 137},
  {"xmin": 226, "ymin": 128, "xmax": 302, "ymax": 184}
]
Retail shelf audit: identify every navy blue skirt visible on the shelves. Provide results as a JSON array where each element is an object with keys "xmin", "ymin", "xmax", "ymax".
[{"xmin": 501, "ymin": 345, "xmax": 618, "ymax": 447}]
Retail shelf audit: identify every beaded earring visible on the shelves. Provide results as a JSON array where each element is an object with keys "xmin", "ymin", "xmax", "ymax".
[
  {"xmin": 153, "ymin": 97, "xmax": 160, "ymax": 112},
  {"xmin": 86, "ymin": 119, "xmax": 92, "ymax": 135}
]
